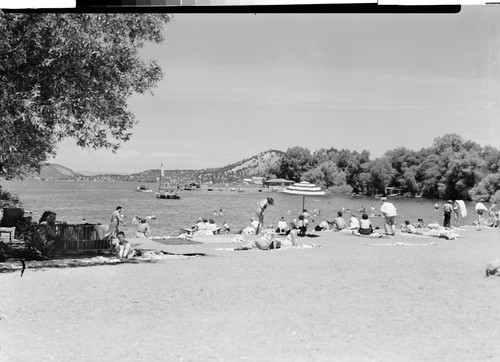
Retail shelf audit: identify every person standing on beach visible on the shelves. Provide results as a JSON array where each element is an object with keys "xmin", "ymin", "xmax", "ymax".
[
  {"xmin": 442, "ymin": 200, "xmax": 453, "ymax": 228},
  {"xmin": 111, "ymin": 206, "xmax": 125, "ymax": 238},
  {"xmin": 380, "ymin": 197, "xmax": 397, "ymax": 235},
  {"xmin": 255, "ymin": 197, "xmax": 274, "ymax": 234},
  {"xmin": 452, "ymin": 200, "xmax": 460, "ymax": 227}
]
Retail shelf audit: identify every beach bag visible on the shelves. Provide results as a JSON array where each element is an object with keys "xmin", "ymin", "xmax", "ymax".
[{"xmin": 269, "ymin": 239, "xmax": 281, "ymax": 249}]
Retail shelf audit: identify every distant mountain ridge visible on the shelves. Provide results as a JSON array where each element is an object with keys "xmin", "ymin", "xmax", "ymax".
[
  {"xmin": 200, "ymin": 149, "xmax": 283, "ymax": 175},
  {"xmin": 36, "ymin": 163, "xmax": 82, "ymax": 180},
  {"xmin": 36, "ymin": 150, "xmax": 283, "ymax": 181}
]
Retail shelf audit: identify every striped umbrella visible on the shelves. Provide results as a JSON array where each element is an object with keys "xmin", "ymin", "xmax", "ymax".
[{"xmin": 282, "ymin": 181, "xmax": 326, "ymax": 210}]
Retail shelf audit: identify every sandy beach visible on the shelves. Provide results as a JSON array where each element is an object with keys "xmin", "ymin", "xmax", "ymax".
[{"xmin": 2, "ymin": 227, "xmax": 500, "ymax": 362}]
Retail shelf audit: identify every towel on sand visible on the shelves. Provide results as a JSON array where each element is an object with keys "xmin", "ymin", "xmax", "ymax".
[{"xmin": 215, "ymin": 244, "xmax": 321, "ymax": 251}]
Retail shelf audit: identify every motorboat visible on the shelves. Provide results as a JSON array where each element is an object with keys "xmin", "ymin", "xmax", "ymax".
[{"xmin": 134, "ymin": 185, "xmax": 153, "ymax": 193}]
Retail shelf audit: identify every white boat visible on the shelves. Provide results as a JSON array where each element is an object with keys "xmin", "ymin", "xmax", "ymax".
[{"xmin": 134, "ymin": 185, "xmax": 153, "ymax": 193}]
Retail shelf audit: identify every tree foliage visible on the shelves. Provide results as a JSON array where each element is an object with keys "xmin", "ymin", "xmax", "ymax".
[
  {"xmin": 0, "ymin": 13, "xmax": 170, "ymax": 179},
  {"xmin": 275, "ymin": 147, "xmax": 315, "ymax": 182},
  {"xmin": 268, "ymin": 134, "xmax": 499, "ymax": 200}
]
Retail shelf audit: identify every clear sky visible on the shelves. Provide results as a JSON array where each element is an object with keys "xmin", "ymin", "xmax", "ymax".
[{"xmin": 51, "ymin": 8, "xmax": 500, "ymax": 173}]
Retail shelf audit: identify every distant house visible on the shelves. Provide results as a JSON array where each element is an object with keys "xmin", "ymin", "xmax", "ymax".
[
  {"xmin": 243, "ymin": 178, "xmax": 253, "ymax": 184},
  {"xmin": 252, "ymin": 177, "xmax": 264, "ymax": 186},
  {"xmin": 385, "ymin": 187, "xmax": 404, "ymax": 197},
  {"xmin": 264, "ymin": 178, "xmax": 294, "ymax": 190}
]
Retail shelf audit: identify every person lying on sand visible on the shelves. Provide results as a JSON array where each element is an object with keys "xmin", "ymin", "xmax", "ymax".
[
  {"xmin": 400, "ymin": 220, "xmax": 423, "ymax": 235},
  {"xmin": 314, "ymin": 220, "xmax": 329, "ymax": 232},
  {"xmin": 235, "ymin": 225, "xmax": 281, "ymax": 251}
]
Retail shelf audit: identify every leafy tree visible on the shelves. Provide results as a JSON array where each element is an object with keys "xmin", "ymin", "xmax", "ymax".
[
  {"xmin": 444, "ymin": 150, "xmax": 486, "ymax": 199},
  {"xmin": 0, "ymin": 13, "xmax": 170, "ymax": 179},
  {"xmin": 369, "ymin": 158, "xmax": 395, "ymax": 195},
  {"xmin": 469, "ymin": 173, "xmax": 500, "ymax": 202},
  {"xmin": 0, "ymin": 186, "xmax": 22, "ymax": 208},
  {"xmin": 275, "ymin": 147, "xmax": 314, "ymax": 181},
  {"xmin": 300, "ymin": 168, "xmax": 325, "ymax": 188},
  {"xmin": 482, "ymin": 145, "xmax": 500, "ymax": 173},
  {"xmin": 432, "ymin": 133, "xmax": 465, "ymax": 153},
  {"xmin": 301, "ymin": 161, "xmax": 347, "ymax": 190}
]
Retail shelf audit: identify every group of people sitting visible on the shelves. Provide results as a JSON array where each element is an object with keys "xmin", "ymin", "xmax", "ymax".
[
  {"xmin": 238, "ymin": 209, "xmax": 313, "ymax": 238},
  {"xmin": 186, "ymin": 217, "xmax": 230, "ymax": 236},
  {"xmin": 302, "ymin": 211, "xmax": 433, "ymax": 237}
]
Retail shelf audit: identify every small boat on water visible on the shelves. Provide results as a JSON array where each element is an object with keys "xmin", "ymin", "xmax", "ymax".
[
  {"xmin": 134, "ymin": 185, "xmax": 153, "ymax": 193},
  {"xmin": 155, "ymin": 189, "xmax": 181, "ymax": 199}
]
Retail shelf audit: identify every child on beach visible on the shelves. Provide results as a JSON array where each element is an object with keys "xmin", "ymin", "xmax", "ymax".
[
  {"xmin": 297, "ymin": 215, "xmax": 307, "ymax": 236},
  {"xmin": 115, "ymin": 231, "xmax": 135, "ymax": 259},
  {"xmin": 358, "ymin": 214, "xmax": 373, "ymax": 235},
  {"xmin": 135, "ymin": 218, "xmax": 152, "ymax": 238},
  {"xmin": 276, "ymin": 216, "xmax": 288, "ymax": 234},
  {"xmin": 415, "ymin": 218, "xmax": 427, "ymax": 228}
]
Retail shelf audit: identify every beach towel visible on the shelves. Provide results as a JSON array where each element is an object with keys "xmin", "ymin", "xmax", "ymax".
[
  {"xmin": 369, "ymin": 242, "xmax": 438, "ymax": 247},
  {"xmin": 457, "ymin": 200, "xmax": 467, "ymax": 217},
  {"xmin": 95, "ymin": 224, "xmax": 113, "ymax": 240},
  {"xmin": 215, "ymin": 244, "xmax": 321, "ymax": 251}
]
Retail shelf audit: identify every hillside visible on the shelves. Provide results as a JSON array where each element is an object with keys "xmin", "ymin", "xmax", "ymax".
[
  {"xmin": 36, "ymin": 164, "xmax": 82, "ymax": 180},
  {"xmin": 35, "ymin": 150, "xmax": 283, "ymax": 183},
  {"xmin": 215, "ymin": 150, "xmax": 283, "ymax": 176},
  {"xmin": 127, "ymin": 149, "xmax": 283, "ymax": 184}
]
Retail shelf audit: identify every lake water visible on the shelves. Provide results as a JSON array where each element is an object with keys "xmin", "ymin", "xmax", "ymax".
[{"xmin": 2, "ymin": 180, "xmax": 480, "ymax": 237}]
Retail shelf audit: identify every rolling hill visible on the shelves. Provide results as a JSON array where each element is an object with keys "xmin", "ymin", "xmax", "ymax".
[
  {"xmin": 34, "ymin": 149, "xmax": 284, "ymax": 182},
  {"xmin": 36, "ymin": 164, "xmax": 82, "ymax": 180}
]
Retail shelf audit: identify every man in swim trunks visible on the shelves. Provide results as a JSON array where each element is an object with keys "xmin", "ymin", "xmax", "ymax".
[
  {"xmin": 442, "ymin": 200, "xmax": 453, "ymax": 228},
  {"xmin": 380, "ymin": 197, "xmax": 397, "ymax": 235},
  {"xmin": 111, "ymin": 206, "xmax": 125, "ymax": 238}
]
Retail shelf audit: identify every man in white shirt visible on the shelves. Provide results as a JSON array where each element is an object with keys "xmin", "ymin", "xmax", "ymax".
[{"xmin": 380, "ymin": 197, "xmax": 397, "ymax": 235}]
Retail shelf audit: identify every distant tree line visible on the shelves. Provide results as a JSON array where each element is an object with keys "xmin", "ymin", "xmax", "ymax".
[{"xmin": 265, "ymin": 134, "xmax": 500, "ymax": 203}]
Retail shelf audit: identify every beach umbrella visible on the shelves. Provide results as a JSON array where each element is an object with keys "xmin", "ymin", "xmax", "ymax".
[{"xmin": 282, "ymin": 181, "xmax": 325, "ymax": 210}]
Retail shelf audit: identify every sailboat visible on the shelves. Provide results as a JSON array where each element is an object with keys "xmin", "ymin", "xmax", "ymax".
[{"xmin": 155, "ymin": 163, "xmax": 181, "ymax": 200}]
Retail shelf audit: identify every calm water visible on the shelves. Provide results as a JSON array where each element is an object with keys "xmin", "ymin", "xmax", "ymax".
[{"xmin": 2, "ymin": 180, "xmax": 479, "ymax": 237}]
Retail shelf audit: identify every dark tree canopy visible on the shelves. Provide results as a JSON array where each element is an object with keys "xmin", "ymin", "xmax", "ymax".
[
  {"xmin": 0, "ymin": 13, "xmax": 170, "ymax": 179},
  {"xmin": 270, "ymin": 134, "xmax": 499, "ymax": 201}
]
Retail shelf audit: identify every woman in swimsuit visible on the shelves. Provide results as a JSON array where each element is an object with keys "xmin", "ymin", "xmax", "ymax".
[{"xmin": 255, "ymin": 197, "xmax": 274, "ymax": 235}]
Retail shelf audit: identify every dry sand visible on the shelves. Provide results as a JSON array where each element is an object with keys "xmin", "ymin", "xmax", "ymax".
[{"xmin": 2, "ymin": 227, "xmax": 500, "ymax": 362}]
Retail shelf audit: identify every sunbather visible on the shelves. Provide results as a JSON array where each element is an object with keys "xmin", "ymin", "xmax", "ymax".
[{"xmin": 115, "ymin": 231, "xmax": 135, "ymax": 259}]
